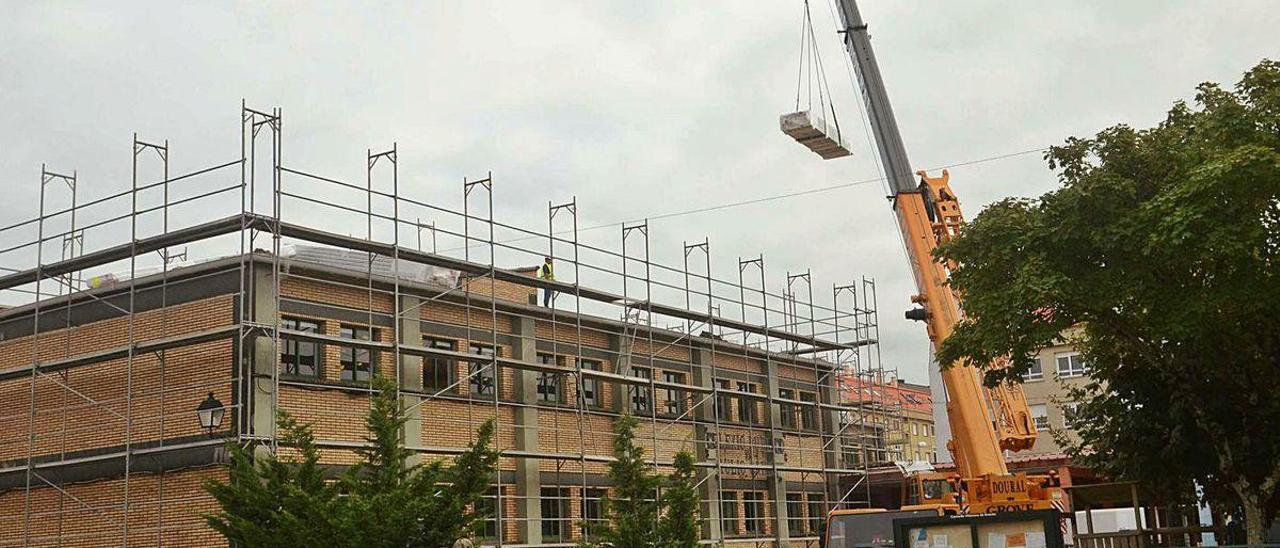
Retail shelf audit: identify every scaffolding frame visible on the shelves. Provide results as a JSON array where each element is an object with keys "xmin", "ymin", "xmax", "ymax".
[{"xmin": 0, "ymin": 105, "xmax": 901, "ymax": 547}]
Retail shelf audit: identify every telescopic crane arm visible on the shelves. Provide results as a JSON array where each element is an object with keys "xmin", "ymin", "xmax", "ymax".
[{"xmin": 832, "ymin": 0, "xmax": 1039, "ymax": 483}]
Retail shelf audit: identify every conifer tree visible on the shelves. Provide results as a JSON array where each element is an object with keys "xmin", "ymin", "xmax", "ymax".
[
  {"xmin": 658, "ymin": 450, "xmax": 702, "ymax": 548},
  {"xmin": 583, "ymin": 413, "xmax": 661, "ymax": 548},
  {"xmin": 205, "ymin": 375, "xmax": 498, "ymax": 546}
]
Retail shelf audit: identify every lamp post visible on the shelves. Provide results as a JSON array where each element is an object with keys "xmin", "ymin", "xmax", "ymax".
[{"xmin": 196, "ymin": 392, "xmax": 225, "ymax": 437}]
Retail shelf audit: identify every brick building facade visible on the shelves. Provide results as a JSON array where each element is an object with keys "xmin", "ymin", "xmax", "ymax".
[{"xmin": 0, "ymin": 241, "xmax": 871, "ymax": 547}]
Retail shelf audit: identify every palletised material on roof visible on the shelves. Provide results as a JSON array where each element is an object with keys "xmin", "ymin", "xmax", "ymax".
[
  {"xmin": 282, "ymin": 244, "xmax": 460, "ymax": 288},
  {"xmin": 780, "ymin": 110, "xmax": 852, "ymax": 159}
]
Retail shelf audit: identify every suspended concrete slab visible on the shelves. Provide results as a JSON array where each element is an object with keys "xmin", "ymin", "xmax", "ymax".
[{"xmin": 780, "ymin": 110, "xmax": 852, "ymax": 160}]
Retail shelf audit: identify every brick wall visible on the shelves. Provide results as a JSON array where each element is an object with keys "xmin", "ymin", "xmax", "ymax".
[
  {"xmin": 0, "ymin": 467, "xmax": 226, "ymax": 547},
  {"xmin": 463, "ymin": 270, "xmax": 539, "ymax": 305},
  {"xmin": 0, "ymin": 296, "xmax": 235, "ymax": 465},
  {"xmin": 0, "ymin": 266, "xmax": 840, "ymax": 547}
]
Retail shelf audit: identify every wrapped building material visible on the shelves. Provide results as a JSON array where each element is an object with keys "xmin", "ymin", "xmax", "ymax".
[{"xmin": 780, "ymin": 110, "xmax": 851, "ymax": 159}]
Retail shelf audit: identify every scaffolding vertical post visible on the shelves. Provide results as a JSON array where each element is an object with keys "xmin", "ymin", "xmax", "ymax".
[
  {"xmin": 272, "ymin": 107, "xmax": 283, "ymax": 453},
  {"xmin": 122, "ymin": 133, "xmax": 141, "ymax": 544},
  {"xmin": 465, "ymin": 173, "xmax": 501, "ymax": 546},
  {"xmin": 369, "ymin": 144, "xmax": 400, "ymax": 398},
  {"xmin": 683, "ymin": 237, "xmax": 724, "ymax": 541},
  {"xmin": 622, "ymin": 220, "xmax": 659, "ymax": 479},
  {"xmin": 133, "ymin": 135, "xmax": 172, "ymax": 546},
  {"xmin": 22, "ymin": 165, "xmax": 55, "ymax": 544}
]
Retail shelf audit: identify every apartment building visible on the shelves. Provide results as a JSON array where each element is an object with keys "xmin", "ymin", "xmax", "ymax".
[
  {"xmin": 836, "ymin": 375, "xmax": 935, "ymax": 466},
  {"xmin": 1020, "ymin": 327, "xmax": 1091, "ymax": 456},
  {"xmin": 890, "ymin": 381, "xmax": 936, "ymax": 465}
]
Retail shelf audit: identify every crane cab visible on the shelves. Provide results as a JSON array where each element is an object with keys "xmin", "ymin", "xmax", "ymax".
[{"xmin": 902, "ymin": 471, "xmax": 960, "ymax": 512}]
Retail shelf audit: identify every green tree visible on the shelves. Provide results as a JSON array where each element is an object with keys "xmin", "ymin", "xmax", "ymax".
[
  {"xmin": 934, "ymin": 59, "xmax": 1280, "ymax": 544},
  {"xmin": 205, "ymin": 376, "xmax": 499, "ymax": 547},
  {"xmin": 583, "ymin": 413, "xmax": 662, "ymax": 548},
  {"xmin": 204, "ymin": 412, "xmax": 338, "ymax": 546},
  {"xmin": 658, "ymin": 450, "xmax": 702, "ymax": 548}
]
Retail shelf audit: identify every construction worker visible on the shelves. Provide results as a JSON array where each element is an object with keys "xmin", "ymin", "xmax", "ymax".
[{"xmin": 540, "ymin": 256, "xmax": 555, "ymax": 306}]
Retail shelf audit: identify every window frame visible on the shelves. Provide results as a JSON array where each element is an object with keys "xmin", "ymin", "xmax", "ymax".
[
  {"xmin": 536, "ymin": 353, "xmax": 564, "ymax": 403},
  {"xmin": 338, "ymin": 324, "xmax": 376, "ymax": 383},
  {"xmin": 476, "ymin": 485, "xmax": 505, "ymax": 541},
  {"xmin": 661, "ymin": 370, "xmax": 687, "ymax": 416},
  {"xmin": 806, "ymin": 494, "xmax": 825, "ymax": 535},
  {"xmin": 1023, "ymin": 357, "xmax": 1045, "ymax": 381},
  {"xmin": 798, "ymin": 391, "xmax": 818, "ymax": 430},
  {"xmin": 721, "ymin": 491, "xmax": 740, "ymax": 536},
  {"xmin": 742, "ymin": 490, "xmax": 766, "ymax": 535},
  {"xmin": 737, "ymin": 382, "xmax": 760, "ymax": 425},
  {"xmin": 580, "ymin": 359, "xmax": 603, "ymax": 408},
  {"xmin": 280, "ymin": 317, "xmax": 322, "ymax": 378},
  {"xmin": 1061, "ymin": 402, "xmax": 1080, "ymax": 427},
  {"xmin": 422, "ymin": 336, "xmax": 457, "ymax": 392},
  {"xmin": 540, "ymin": 486, "xmax": 572, "ymax": 541},
  {"xmin": 715, "ymin": 379, "xmax": 734, "ymax": 422},
  {"xmin": 630, "ymin": 367, "xmax": 652, "ymax": 414},
  {"xmin": 1030, "ymin": 403, "xmax": 1050, "ymax": 431},
  {"xmin": 786, "ymin": 492, "xmax": 806, "ymax": 536},
  {"xmin": 778, "ymin": 388, "xmax": 797, "ymax": 430},
  {"xmin": 1056, "ymin": 352, "xmax": 1089, "ymax": 378},
  {"xmin": 581, "ymin": 487, "xmax": 607, "ymax": 535},
  {"xmin": 469, "ymin": 343, "xmax": 499, "ymax": 397}
]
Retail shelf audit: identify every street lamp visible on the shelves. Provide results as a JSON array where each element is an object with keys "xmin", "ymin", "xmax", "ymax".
[{"xmin": 196, "ymin": 392, "xmax": 225, "ymax": 436}]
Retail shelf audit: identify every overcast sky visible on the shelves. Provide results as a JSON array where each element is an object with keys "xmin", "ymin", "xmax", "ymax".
[{"xmin": 1, "ymin": 1, "xmax": 1275, "ymax": 383}]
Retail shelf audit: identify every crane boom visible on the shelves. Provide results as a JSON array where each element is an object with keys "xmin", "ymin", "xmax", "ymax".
[{"xmin": 831, "ymin": 0, "xmax": 1054, "ymax": 512}]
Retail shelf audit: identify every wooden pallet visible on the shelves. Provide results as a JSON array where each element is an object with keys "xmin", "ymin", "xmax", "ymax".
[{"xmin": 780, "ymin": 110, "xmax": 851, "ymax": 159}]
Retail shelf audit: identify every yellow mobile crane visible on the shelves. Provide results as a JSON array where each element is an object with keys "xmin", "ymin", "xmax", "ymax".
[{"xmin": 806, "ymin": 1, "xmax": 1065, "ymax": 539}]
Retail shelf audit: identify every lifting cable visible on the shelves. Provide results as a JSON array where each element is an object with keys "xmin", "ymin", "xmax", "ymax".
[{"xmin": 794, "ymin": 0, "xmax": 843, "ymax": 142}]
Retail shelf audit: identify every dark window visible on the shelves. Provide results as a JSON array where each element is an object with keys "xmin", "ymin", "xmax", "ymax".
[
  {"xmin": 581, "ymin": 359, "xmax": 602, "ymax": 408},
  {"xmin": 786, "ymin": 493, "xmax": 805, "ymax": 535},
  {"xmin": 721, "ymin": 491, "xmax": 739, "ymax": 536},
  {"xmin": 743, "ymin": 491, "xmax": 765, "ymax": 535},
  {"xmin": 478, "ymin": 487, "xmax": 502, "ymax": 540},
  {"xmin": 715, "ymin": 379, "xmax": 733, "ymax": 422},
  {"xmin": 339, "ymin": 325, "xmax": 375, "ymax": 382},
  {"xmin": 470, "ymin": 343, "xmax": 497, "ymax": 396},
  {"xmin": 582, "ymin": 487, "xmax": 607, "ymax": 536},
  {"xmin": 799, "ymin": 391, "xmax": 818, "ymax": 430},
  {"xmin": 280, "ymin": 318, "xmax": 320, "ymax": 377},
  {"xmin": 537, "ymin": 354, "xmax": 563, "ymax": 403},
  {"xmin": 540, "ymin": 487, "xmax": 571, "ymax": 541},
  {"xmin": 737, "ymin": 382, "xmax": 759, "ymax": 424},
  {"xmin": 1024, "ymin": 357, "xmax": 1044, "ymax": 381},
  {"xmin": 806, "ymin": 494, "xmax": 825, "ymax": 535},
  {"xmin": 662, "ymin": 371, "xmax": 686, "ymax": 416},
  {"xmin": 630, "ymin": 367, "xmax": 651, "ymax": 414},
  {"xmin": 423, "ymin": 337, "xmax": 456, "ymax": 392},
  {"xmin": 778, "ymin": 388, "xmax": 796, "ymax": 429}
]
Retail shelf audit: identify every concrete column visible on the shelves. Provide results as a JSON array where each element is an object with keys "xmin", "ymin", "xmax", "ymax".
[
  {"xmin": 690, "ymin": 345, "xmax": 722, "ymax": 541},
  {"xmin": 820, "ymin": 370, "xmax": 846, "ymax": 504},
  {"xmin": 250, "ymin": 265, "xmax": 278, "ymax": 451},
  {"xmin": 762, "ymin": 358, "xmax": 789, "ymax": 543},
  {"xmin": 611, "ymin": 332, "xmax": 635, "ymax": 411},
  {"xmin": 398, "ymin": 295, "xmax": 424, "ymax": 465},
  {"xmin": 512, "ymin": 316, "xmax": 541, "ymax": 544}
]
